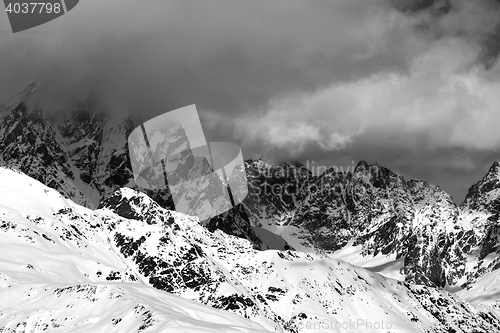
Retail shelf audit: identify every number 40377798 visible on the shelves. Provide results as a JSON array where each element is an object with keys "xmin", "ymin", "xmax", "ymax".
[{"xmin": 5, "ymin": 2, "xmax": 62, "ymax": 14}]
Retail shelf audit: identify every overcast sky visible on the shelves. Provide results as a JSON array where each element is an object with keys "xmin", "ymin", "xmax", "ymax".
[{"xmin": 1, "ymin": 0, "xmax": 500, "ymax": 202}]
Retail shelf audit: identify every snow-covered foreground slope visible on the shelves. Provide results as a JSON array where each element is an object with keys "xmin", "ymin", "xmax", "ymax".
[
  {"xmin": 457, "ymin": 268, "xmax": 500, "ymax": 307},
  {"xmin": 0, "ymin": 167, "xmax": 271, "ymax": 333},
  {"xmin": 2, "ymin": 167, "xmax": 500, "ymax": 332},
  {"xmin": 0, "ymin": 283, "xmax": 271, "ymax": 333}
]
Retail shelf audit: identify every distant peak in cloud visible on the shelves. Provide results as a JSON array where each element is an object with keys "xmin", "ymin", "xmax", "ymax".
[{"xmin": 390, "ymin": 0, "xmax": 452, "ymax": 15}]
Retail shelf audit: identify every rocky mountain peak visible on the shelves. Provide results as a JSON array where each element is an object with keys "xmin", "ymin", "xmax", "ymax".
[
  {"xmin": 477, "ymin": 161, "xmax": 500, "ymax": 187},
  {"xmin": 0, "ymin": 79, "xmax": 40, "ymax": 112},
  {"xmin": 461, "ymin": 161, "xmax": 500, "ymax": 214},
  {"xmin": 99, "ymin": 188, "xmax": 160, "ymax": 221},
  {"xmin": 354, "ymin": 159, "xmax": 370, "ymax": 172}
]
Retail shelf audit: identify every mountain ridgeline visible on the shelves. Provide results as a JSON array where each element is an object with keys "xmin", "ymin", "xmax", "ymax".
[
  {"xmin": 4, "ymin": 83, "xmax": 500, "ymax": 332},
  {"xmin": 1, "ymin": 167, "xmax": 500, "ymax": 333},
  {"xmin": 1, "ymin": 84, "xmax": 500, "ymax": 292}
]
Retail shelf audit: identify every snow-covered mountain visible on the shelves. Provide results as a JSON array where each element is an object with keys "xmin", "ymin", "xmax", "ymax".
[
  {"xmin": 0, "ymin": 82, "xmax": 265, "ymax": 251},
  {"xmin": 2, "ymin": 167, "xmax": 500, "ymax": 332},
  {"xmin": 0, "ymin": 102, "xmax": 94, "ymax": 208},
  {"xmin": 5, "ymin": 81, "xmax": 500, "ymax": 331},
  {"xmin": 0, "ymin": 167, "xmax": 273, "ymax": 333},
  {"xmin": 239, "ymin": 158, "xmax": 500, "ymax": 292}
]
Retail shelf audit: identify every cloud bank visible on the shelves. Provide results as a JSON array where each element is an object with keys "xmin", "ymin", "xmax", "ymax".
[{"xmin": 0, "ymin": 0, "xmax": 499, "ymax": 201}]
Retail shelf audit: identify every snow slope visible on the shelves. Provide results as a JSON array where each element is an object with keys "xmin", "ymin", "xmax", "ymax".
[
  {"xmin": 2, "ymin": 167, "xmax": 500, "ymax": 332},
  {"xmin": 0, "ymin": 167, "xmax": 271, "ymax": 333},
  {"xmin": 0, "ymin": 283, "xmax": 271, "ymax": 333}
]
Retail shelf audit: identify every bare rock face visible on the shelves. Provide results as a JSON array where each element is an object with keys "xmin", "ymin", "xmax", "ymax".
[{"xmin": 0, "ymin": 102, "xmax": 93, "ymax": 208}]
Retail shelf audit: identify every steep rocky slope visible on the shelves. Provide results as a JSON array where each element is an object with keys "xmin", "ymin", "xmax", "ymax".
[
  {"xmin": 0, "ymin": 102, "xmax": 93, "ymax": 208},
  {"xmin": 239, "ymin": 158, "xmax": 500, "ymax": 291}
]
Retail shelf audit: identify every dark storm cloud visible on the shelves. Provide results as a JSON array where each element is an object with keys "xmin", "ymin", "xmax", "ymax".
[
  {"xmin": 1, "ymin": 0, "xmax": 500, "ymax": 202},
  {"xmin": 390, "ymin": 0, "xmax": 452, "ymax": 15},
  {"xmin": 0, "ymin": 0, "xmax": 419, "ymax": 120}
]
